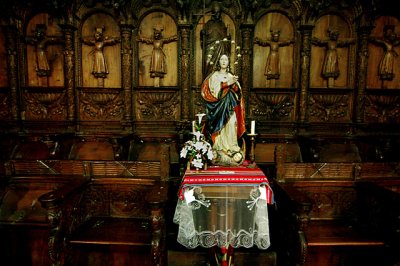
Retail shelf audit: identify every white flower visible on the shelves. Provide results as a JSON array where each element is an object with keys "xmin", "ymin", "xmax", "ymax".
[
  {"xmin": 196, "ymin": 113, "xmax": 206, "ymax": 125},
  {"xmin": 194, "ymin": 140, "xmax": 205, "ymax": 150},
  {"xmin": 180, "ymin": 147, "xmax": 188, "ymax": 158},
  {"xmin": 192, "ymin": 131, "xmax": 203, "ymax": 141},
  {"xmin": 207, "ymin": 149, "xmax": 214, "ymax": 160},
  {"xmin": 192, "ymin": 158, "xmax": 204, "ymax": 168}
]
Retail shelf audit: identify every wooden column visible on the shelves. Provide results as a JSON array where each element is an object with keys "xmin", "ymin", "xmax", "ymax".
[
  {"xmin": 355, "ymin": 26, "xmax": 373, "ymax": 124},
  {"xmin": 5, "ymin": 24, "xmax": 19, "ymax": 121},
  {"xmin": 298, "ymin": 25, "xmax": 313, "ymax": 123},
  {"xmin": 60, "ymin": 24, "xmax": 76, "ymax": 123},
  {"xmin": 179, "ymin": 24, "xmax": 191, "ymax": 120},
  {"xmin": 240, "ymin": 23, "xmax": 254, "ymax": 113},
  {"xmin": 121, "ymin": 23, "xmax": 134, "ymax": 124}
]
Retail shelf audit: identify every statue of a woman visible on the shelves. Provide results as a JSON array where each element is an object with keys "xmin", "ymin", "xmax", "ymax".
[{"xmin": 201, "ymin": 54, "xmax": 246, "ymax": 166}]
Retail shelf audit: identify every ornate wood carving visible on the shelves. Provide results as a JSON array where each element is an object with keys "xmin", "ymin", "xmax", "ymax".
[
  {"xmin": 60, "ymin": 24, "xmax": 76, "ymax": 122},
  {"xmin": 23, "ymin": 91, "xmax": 67, "ymax": 120},
  {"xmin": 120, "ymin": 23, "xmax": 134, "ymax": 122},
  {"xmin": 5, "ymin": 25, "xmax": 19, "ymax": 120},
  {"xmin": 136, "ymin": 91, "xmax": 179, "ymax": 120},
  {"xmin": 364, "ymin": 95, "xmax": 400, "ymax": 123},
  {"xmin": 0, "ymin": 92, "xmax": 11, "ymax": 119},
  {"xmin": 249, "ymin": 93, "xmax": 295, "ymax": 121},
  {"xmin": 299, "ymin": 26, "xmax": 313, "ymax": 122},
  {"xmin": 308, "ymin": 94, "xmax": 350, "ymax": 122},
  {"xmin": 355, "ymin": 26, "xmax": 373, "ymax": 123},
  {"xmin": 79, "ymin": 90, "xmax": 124, "ymax": 120},
  {"xmin": 179, "ymin": 25, "xmax": 191, "ymax": 120}
]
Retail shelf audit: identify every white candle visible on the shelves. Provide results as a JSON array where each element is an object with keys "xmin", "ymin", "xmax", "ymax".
[
  {"xmin": 250, "ymin": 120, "xmax": 255, "ymax": 134},
  {"xmin": 192, "ymin": 120, "xmax": 196, "ymax": 132}
]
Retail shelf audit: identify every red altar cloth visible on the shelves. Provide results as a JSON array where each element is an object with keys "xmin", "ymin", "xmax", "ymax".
[{"xmin": 178, "ymin": 162, "xmax": 274, "ymax": 204}]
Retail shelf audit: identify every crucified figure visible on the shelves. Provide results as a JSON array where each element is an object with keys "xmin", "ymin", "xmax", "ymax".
[
  {"xmin": 25, "ymin": 24, "xmax": 64, "ymax": 77},
  {"xmin": 312, "ymin": 28, "xmax": 354, "ymax": 88},
  {"xmin": 81, "ymin": 27, "xmax": 120, "ymax": 87},
  {"xmin": 254, "ymin": 30, "xmax": 293, "ymax": 87},
  {"xmin": 138, "ymin": 24, "xmax": 178, "ymax": 87},
  {"xmin": 369, "ymin": 25, "xmax": 400, "ymax": 82}
]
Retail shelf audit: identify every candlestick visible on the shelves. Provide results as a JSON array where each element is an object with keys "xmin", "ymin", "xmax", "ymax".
[
  {"xmin": 250, "ymin": 120, "xmax": 255, "ymax": 134},
  {"xmin": 192, "ymin": 120, "xmax": 196, "ymax": 132}
]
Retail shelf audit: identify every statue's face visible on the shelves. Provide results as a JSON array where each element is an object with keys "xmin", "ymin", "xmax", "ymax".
[
  {"xmin": 95, "ymin": 32, "xmax": 103, "ymax": 40},
  {"xmin": 219, "ymin": 55, "xmax": 229, "ymax": 69}
]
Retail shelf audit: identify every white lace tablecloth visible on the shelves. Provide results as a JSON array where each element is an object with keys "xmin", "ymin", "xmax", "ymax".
[{"xmin": 173, "ymin": 164, "xmax": 273, "ymax": 250}]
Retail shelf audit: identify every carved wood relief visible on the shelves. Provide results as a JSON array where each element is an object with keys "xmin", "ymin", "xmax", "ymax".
[
  {"xmin": 23, "ymin": 90, "xmax": 67, "ymax": 120},
  {"xmin": 25, "ymin": 14, "xmax": 64, "ymax": 87},
  {"xmin": 310, "ymin": 15, "xmax": 354, "ymax": 89},
  {"xmin": 367, "ymin": 16, "xmax": 400, "ymax": 89},
  {"xmin": 81, "ymin": 13, "xmax": 121, "ymax": 88},
  {"xmin": 0, "ymin": 0, "xmax": 400, "ymax": 139},
  {"xmin": 364, "ymin": 94, "xmax": 400, "ymax": 123},
  {"xmin": 249, "ymin": 92, "xmax": 295, "ymax": 122},
  {"xmin": 307, "ymin": 93, "xmax": 351, "ymax": 122},
  {"xmin": 138, "ymin": 12, "xmax": 177, "ymax": 87},
  {"xmin": 79, "ymin": 89, "xmax": 124, "ymax": 120},
  {"xmin": 298, "ymin": 186, "xmax": 356, "ymax": 219},
  {"xmin": 0, "ymin": 92, "xmax": 11, "ymax": 119},
  {"xmin": 253, "ymin": 12, "xmax": 295, "ymax": 88},
  {"xmin": 136, "ymin": 91, "xmax": 179, "ymax": 120}
]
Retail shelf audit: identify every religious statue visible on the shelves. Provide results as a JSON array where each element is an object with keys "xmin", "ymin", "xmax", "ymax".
[
  {"xmin": 138, "ymin": 24, "xmax": 178, "ymax": 87},
  {"xmin": 81, "ymin": 27, "xmax": 120, "ymax": 83},
  {"xmin": 369, "ymin": 25, "xmax": 400, "ymax": 81},
  {"xmin": 201, "ymin": 1, "xmax": 231, "ymax": 78},
  {"xmin": 312, "ymin": 28, "xmax": 354, "ymax": 87},
  {"xmin": 25, "ymin": 24, "xmax": 64, "ymax": 77},
  {"xmin": 254, "ymin": 30, "xmax": 294, "ymax": 84},
  {"xmin": 201, "ymin": 54, "xmax": 246, "ymax": 166}
]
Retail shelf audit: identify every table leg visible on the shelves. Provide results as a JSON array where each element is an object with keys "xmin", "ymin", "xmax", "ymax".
[{"xmin": 209, "ymin": 245, "xmax": 234, "ymax": 266}]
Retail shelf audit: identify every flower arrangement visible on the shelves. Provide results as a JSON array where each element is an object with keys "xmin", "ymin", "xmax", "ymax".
[{"xmin": 180, "ymin": 114, "xmax": 214, "ymax": 170}]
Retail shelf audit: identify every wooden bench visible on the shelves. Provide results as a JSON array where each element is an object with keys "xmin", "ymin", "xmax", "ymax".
[
  {"xmin": 273, "ymin": 142, "xmax": 400, "ymax": 266},
  {"xmin": 39, "ymin": 142, "xmax": 170, "ymax": 266},
  {"xmin": 0, "ymin": 139, "xmax": 74, "ymax": 266}
]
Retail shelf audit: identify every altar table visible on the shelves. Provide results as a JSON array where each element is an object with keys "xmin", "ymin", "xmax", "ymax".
[{"xmin": 173, "ymin": 163, "xmax": 274, "ymax": 250}]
